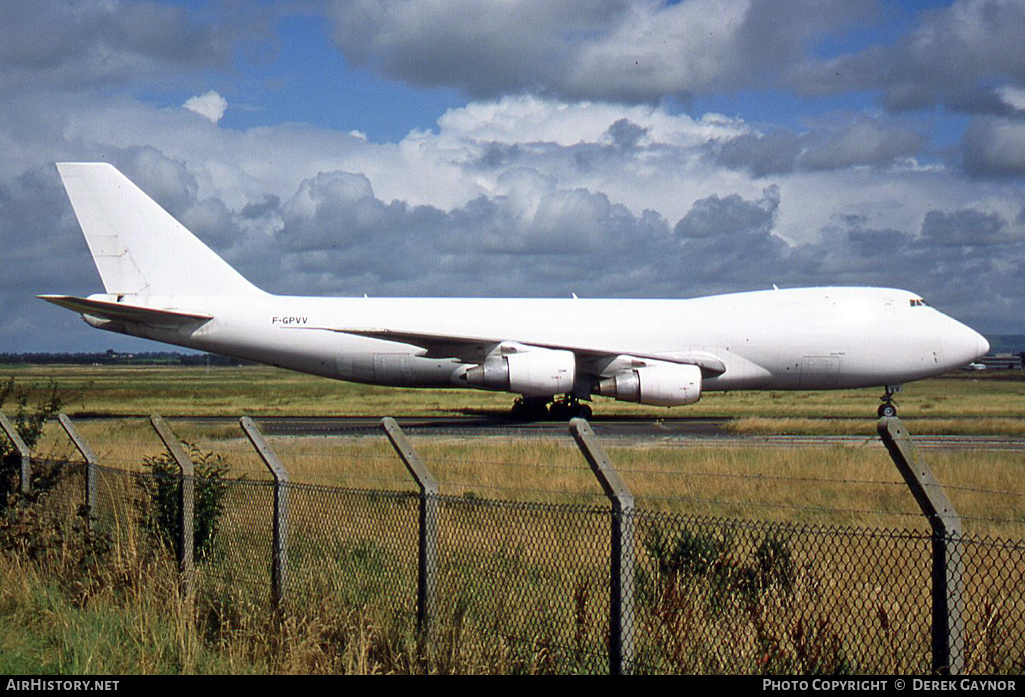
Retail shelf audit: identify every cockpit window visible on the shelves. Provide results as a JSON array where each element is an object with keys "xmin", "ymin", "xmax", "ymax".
[{"xmin": 910, "ymin": 298, "xmax": 927, "ymax": 307}]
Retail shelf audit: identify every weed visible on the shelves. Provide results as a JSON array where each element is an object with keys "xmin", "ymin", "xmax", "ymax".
[
  {"xmin": 0, "ymin": 377, "xmax": 70, "ymax": 508},
  {"xmin": 136, "ymin": 444, "xmax": 231, "ymax": 559}
]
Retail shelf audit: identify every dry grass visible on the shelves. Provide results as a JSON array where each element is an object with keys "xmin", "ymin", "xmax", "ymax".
[
  {"xmin": 5, "ymin": 364, "xmax": 1025, "ymax": 674},
  {"xmin": 32, "ymin": 415, "xmax": 1025, "ymax": 538},
  {"xmin": 7, "ymin": 420, "xmax": 1025, "ymax": 673},
  {"xmin": 728, "ymin": 417, "xmax": 1025, "ymax": 436},
  {"xmin": 4, "ymin": 364, "xmax": 1025, "ymax": 434}
]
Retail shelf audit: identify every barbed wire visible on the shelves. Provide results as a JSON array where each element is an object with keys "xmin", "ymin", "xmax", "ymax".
[
  {"xmin": 958, "ymin": 514, "xmax": 1025, "ymax": 525},
  {"xmin": 615, "ymin": 468, "xmax": 910, "ymax": 488},
  {"xmin": 58, "ymin": 444, "xmax": 1025, "ymax": 504},
  {"xmin": 629, "ymin": 493, "xmax": 926, "ymax": 520}
]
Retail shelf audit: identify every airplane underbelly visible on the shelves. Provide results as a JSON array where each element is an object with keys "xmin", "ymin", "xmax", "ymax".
[{"xmin": 336, "ymin": 352, "xmax": 458, "ymax": 387}]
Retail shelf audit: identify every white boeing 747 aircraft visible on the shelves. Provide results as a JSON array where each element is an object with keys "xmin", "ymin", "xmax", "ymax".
[{"xmin": 41, "ymin": 163, "xmax": 989, "ymax": 420}]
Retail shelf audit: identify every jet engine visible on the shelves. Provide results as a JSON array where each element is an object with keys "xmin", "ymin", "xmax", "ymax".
[
  {"xmin": 462, "ymin": 345, "xmax": 576, "ymax": 396},
  {"xmin": 595, "ymin": 362, "xmax": 702, "ymax": 407}
]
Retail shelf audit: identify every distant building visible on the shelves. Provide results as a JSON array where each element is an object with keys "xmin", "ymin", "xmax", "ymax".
[{"xmin": 979, "ymin": 353, "xmax": 1025, "ymax": 370}]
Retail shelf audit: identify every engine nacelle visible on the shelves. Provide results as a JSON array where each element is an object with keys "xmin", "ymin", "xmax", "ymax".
[
  {"xmin": 463, "ymin": 346, "xmax": 576, "ymax": 396},
  {"xmin": 596, "ymin": 362, "xmax": 702, "ymax": 407}
]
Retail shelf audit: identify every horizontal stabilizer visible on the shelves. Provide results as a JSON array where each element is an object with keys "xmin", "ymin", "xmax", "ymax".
[{"xmin": 38, "ymin": 295, "xmax": 212, "ymax": 325}]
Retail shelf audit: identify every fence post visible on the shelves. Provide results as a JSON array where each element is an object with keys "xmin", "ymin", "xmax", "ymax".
[
  {"xmin": 380, "ymin": 417, "xmax": 439, "ymax": 643},
  {"xmin": 570, "ymin": 418, "xmax": 635, "ymax": 676},
  {"xmin": 240, "ymin": 417, "xmax": 289, "ymax": 615},
  {"xmin": 878, "ymin": 416, "xmax": 963, "ymax": 675},
  {"xmin": 150, "ymin": 414, "xmax": 195, "ymax": 599},
  {"xmin": 0, "ymin": 410, "xmax": 31, "ymax": 494},
  {"xmin": 58, "ymin": 413, "xmax": 98, "ymax": 523}
]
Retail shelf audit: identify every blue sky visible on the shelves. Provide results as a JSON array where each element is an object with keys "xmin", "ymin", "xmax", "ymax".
[
  {"xmin": 212, "ymin": 12, "xmax": 462, "ymax": 139},
  {"xmin": 212, "ymin": 3, "xmax": 957, "ymax": 142},
  {"xmin": 2, "ymin": 0, "xmax": 1024, "ymax": 352}
]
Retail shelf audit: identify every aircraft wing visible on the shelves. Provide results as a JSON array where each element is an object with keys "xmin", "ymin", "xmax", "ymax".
[
  {"xmin": 38, "ymin": 294, "xmax": 213, "ymax": 325},
  {"xmin": 319, "ymin": 326, "xmax": 727, "ymax": 376}
]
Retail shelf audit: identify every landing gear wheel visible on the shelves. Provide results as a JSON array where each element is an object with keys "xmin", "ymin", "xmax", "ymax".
[
  {"xmin": 878, "ymin": 403, "xmax": 898, "ymax": 418},
  {"xmin": 549, "ymin": 400, "xmax": 570, "ymax": 421},
  {"xmin": 548, "ymin": 395, "xmax": 593, "ymax": 421},
  {"xmin": 510, "ymin": 397, "xmax": 550, "ymax": 421},
  {"xmin": 878, "ymin": 384, "xmax": 901, "ymax": 418},
  {"xmin": 510, "ymin": 398, "xmax": 529, "ymax": 421},
  {"xmin": 511, "ymin": 395, "xmax": 593, "ymax": 421}
]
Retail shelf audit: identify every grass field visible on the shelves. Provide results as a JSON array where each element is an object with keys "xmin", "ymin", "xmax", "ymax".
[
  {"xmin": 30, "ymin": 416, "xmax": 1025, "ymax": 539},
  {"xmin": 3, "ymin": 363, "xmax": 1025, "ymax": 674},
  {"xmin": 4, "ymin": 362, "xmax": 1025, "ymax": 434},
  {"xmin": 11, "ymin": 361, "xmax": 1025, "ymax": 537},
  {"xmin": 7, "ymin": 428, "xmax": 1024, "ymax": 674}
]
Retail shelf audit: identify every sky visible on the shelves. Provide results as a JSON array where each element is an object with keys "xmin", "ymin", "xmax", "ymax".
[{"xmin": 2, "ymin": 0, "xmax": 1024, "ymax": 353}]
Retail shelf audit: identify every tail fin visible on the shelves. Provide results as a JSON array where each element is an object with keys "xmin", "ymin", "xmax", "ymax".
[{"xmin": 56, "ymin": 162, "xmax": 262, "ymax": 297}]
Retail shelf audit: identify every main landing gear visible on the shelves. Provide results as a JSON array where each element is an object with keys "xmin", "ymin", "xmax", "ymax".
[
  {"xmin": 510, "ymin": 395, "xmax": 592, "ymax": 421},
  {"xmin": 878, "ymin": 384, "xmax": 902, "ymax": 418}
]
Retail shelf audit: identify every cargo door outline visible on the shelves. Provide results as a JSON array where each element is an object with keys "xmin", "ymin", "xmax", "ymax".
[{"xmin": 798, "ymin": 355, "xmax": 841, "ymax": 388}]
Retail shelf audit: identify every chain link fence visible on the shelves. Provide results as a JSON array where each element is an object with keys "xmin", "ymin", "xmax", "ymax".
[{"xmin": 5, "ymin": 413, "xmax": 1025, "ymax": 675}]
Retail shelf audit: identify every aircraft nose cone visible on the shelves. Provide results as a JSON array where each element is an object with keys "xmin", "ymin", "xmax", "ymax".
[
  {"xmin": 977, "ymin": 332, "xmax": 990, "ymax": 360},
  {"xmin": 946, "ymin": 322, "xmax": 989, "ymax": 366}
]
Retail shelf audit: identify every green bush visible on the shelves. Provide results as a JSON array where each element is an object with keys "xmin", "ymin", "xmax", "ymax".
[
  {"xmin": 644, "ymin": 526, "xmax": 729, "ymax": 580},
  {"xmin": 0, "ymin": 378, "xmax": 67, "ymax": 509},
  {"xmin": 138, "ymin": 443, "xmax": 230, "ymax": 559},
  {"xmin": 643, "ymin": 527, "xmax": 796, "ymax": 602},
  {"xmin": 755, "ymin": 533, "xmax": 795, "ymax": 594}
]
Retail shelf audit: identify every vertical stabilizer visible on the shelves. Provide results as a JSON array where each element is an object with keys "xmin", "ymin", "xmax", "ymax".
[{"xmin": 56, "ymin": 162, "xmax": 262, "ymax": 297}]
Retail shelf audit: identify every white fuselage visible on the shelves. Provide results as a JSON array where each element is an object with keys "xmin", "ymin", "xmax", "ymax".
[
  {"xmin": 95, "ymin": 286, "xmax": 989, "ymax": 394},
  {"xmin": 49, "ymin": 164, "xmax": 991, "ymax": 410}
]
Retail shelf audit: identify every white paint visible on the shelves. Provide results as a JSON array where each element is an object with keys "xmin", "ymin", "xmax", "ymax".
[{"xmin": 42, "ymin": 163, "xmax": 990, "ymax": 409}]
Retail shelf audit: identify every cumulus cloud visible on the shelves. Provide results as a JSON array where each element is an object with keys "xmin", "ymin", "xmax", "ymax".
[
  {"xmin": 183, "ymin": 91, "xmax": 228, "ymax": 124},
  {"xmin": 671, "ymin": 187, "xmax": 788, "ymax": 285},
  {"xmin": 997, "ymin": 86, "xmax": 1025, "ymax": 113},
  {"xmin": 920, "ymin": 208, "xmax": 1022, "ymax": 247},
  {"xmin": 326, "ymin": 0, "xmax": 874, "ymax": 102},
  {"xmin": 0, "ymin": 0, "xmax": 235, "ymax": 91},
  {"xmin": 3, "ymin": 84, "xmax": 1024, "ymax": 350},
  {"xmin": 676, "ymin": 187, "xmax": 780, "ymax": 239},
  {"xmin": 709, "ymin": 130, "xmax": 803, "ymax": 177},
  {"xmin": 433, "ymin": 95, "xmax": 743, "ymax": 148},
  {"xmin": 706, "ymin": 115, "xmax": 927, "ymax": 177},
  {"xmin": 792, "ymin": 0, "xmax": 1025, "ymax": 114},
  {"xmin": 4, "ymin": 0, "xmax": 1025, "ymax": 355},
  {"xmin": 798, "ymin": 116, "xmax": 926, "ymax": 171},
  {"xmin": 962, "ymin": 117, "xmax": 1025, "ymax": 177}
]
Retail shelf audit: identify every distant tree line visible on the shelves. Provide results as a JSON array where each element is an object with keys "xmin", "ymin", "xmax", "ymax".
[{"xmin": 0, "ymin": 351, "xmax": 251, "ymax": 366}]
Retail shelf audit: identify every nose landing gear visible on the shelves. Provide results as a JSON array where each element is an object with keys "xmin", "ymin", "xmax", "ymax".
[{"xmin": 878, "ymin": 384, "xmax": 902, "ymax": 418}]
